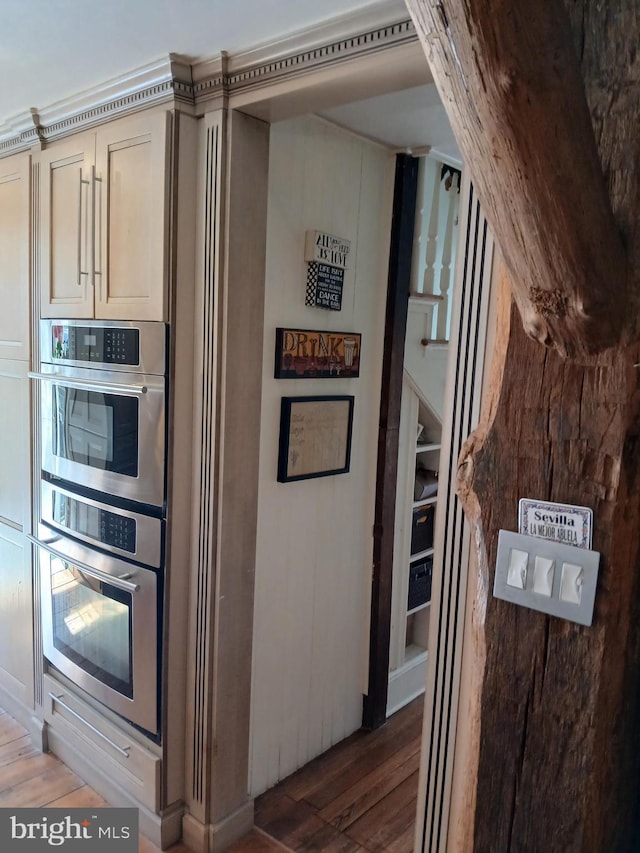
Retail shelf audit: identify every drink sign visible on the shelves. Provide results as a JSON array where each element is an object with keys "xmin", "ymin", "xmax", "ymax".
[
  {"xmin": 518, "ymin": 498, "xmax": 593, "ymax": 549},
  {"xmin": 274, "ymin": 328, "xmax": 361, "ymax": 378}
]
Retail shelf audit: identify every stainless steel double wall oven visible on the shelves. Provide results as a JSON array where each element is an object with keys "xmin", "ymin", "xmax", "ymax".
[{"xmin": 31, "ymin": 319, "xmax": 167, "ymax": 735}]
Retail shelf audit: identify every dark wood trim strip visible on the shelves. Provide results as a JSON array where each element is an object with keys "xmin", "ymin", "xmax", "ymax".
[{"xmin": 363, "ymin": 153, "xmax": 419, "ymax": 730}]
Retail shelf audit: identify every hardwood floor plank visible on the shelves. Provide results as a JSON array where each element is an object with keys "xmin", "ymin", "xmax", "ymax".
[
  {"xmin": 318, "ymin": 741, "xmax": 420, "ymax": 830},
  {"xmin": 46, "ymin": 784, "xmax": 110, "ymax": 809},
  {"xmin": 345, "ymin": 770, "xmax": 419, "ymax": 847},
  {"xmin": 253, "ymin": 698, "xmax": 423, "ymax": 852},
  {"xmin": 282, "ymin": 698, "xmax": 423, "ymax": 804},
  {"xmin": 297, "ymin": 820, "xmax": 369, "ymax": 852},
  {"xmin": 304, "ymin": 736, "xmax": 419, "ymax": 811},
  {"xmin": 255, "ymin": 787, "xmax": 367, "ymax": 852},
  {"xmin": 0, "ymin": 761, "xmax": 84, "ymax": 807},
  {"xmin": 255, "ymin": 789, "xmax": 327, "ymax": 849},
  {"xmin": 0, "ymin": 713, "xmax": 28, "ymax": 747},
  {"xmin": 226, "ymin": 827, "xmax": 293, "ymax": 851},
  {"xmin": 139, "ymin": 834, "xmax": 194, "ymax": 853},
  {"xmin": 255, "ymin": 785, "xmax": 292, "ymax": 825},
  {"xmin": 378, "ymin": 818, "xmax": 416, "ymax": 853},
  {"xmin": 0, "ymin": 734, "xmax": 40, "ymax": 768},
  {"xmin": 0, "ymin": 751, "xmax": 63, "ymax": 790}
]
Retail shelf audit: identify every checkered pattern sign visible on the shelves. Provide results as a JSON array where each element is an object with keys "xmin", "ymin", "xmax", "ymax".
[
  {"xmin": 305, "ymin": 262, "xmax": 344, "ymax": 311},
  {"xmin": 305, "ymin": 262, "xmax": 319, "ymax": 306}
]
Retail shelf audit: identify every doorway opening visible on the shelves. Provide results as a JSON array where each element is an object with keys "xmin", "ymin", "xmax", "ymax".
[{"xmin": 246, "ymin": 65, "xmax": 495, "ymax": 853}]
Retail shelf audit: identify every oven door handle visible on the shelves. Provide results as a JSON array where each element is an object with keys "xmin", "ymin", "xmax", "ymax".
[
  {"xmin": 28, "ymin": 535, "xmax": 141, "ymax": 593},
  {"xmin": 28, "ymin": 371, "xmax": 148, "ymax": 396}
]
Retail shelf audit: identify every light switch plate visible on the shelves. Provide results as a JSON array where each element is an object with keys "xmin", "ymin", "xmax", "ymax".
[{"xmin": 494, "ymin": 530, "xmax": 600, "ymax": 626}]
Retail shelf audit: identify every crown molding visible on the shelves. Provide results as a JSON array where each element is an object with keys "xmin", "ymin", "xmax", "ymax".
[
  {"xmin": 191, "ymin": 6, "xmax": 418, "ymax": 108},
  {"xmin": 0, "ymin": 0, "xmax": 419, "ymax": 157},
  {"xmin": 226, "ymin": 19, "xmax": 416, "ymax": 97},
  {"xmin": 0, "ymin": 55, "xmax": 195, "ymax": 155},
  {"xmin": 0, "ymin": 109, "xmax": 44, "ymax": 156}
]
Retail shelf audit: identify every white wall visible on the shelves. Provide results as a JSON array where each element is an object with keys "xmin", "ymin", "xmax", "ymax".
[{"xmin": 249, "ymin": 116, "xmax": 394, "ymax": 796}]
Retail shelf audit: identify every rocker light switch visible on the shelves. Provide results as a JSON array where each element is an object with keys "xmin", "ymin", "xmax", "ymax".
[
  {"xmin": 494, "ymin": 530, "xmax": 600, "ymax": 626},
  {"xmin": 532, "ymin": 556, "xmax": 554, "ymax": 597},
  {"xmin": 507, "ymin": 548, "xmax": 528, "ymax": 589},
  {"xmin": 560, "ymin": 563, "xmax": 583, "ymax": 605}
]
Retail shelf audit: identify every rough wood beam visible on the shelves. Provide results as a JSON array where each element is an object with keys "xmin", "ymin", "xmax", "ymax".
[
  {"xmin": 405, "ymin": 0, "xmax": 640, "ymax": 848},
  {"xmin": 404, "ymin": 0, "xmax": 628, "ymax": 357}
]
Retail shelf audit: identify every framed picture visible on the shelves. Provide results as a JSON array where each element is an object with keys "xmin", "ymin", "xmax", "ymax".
[
  {"xmin": 277, "ymin": 395, "xmax": 355, "ymax": 482},
  {"xmin": 274, "ymin": 328, "xmax": 361, "ymax": 378}
]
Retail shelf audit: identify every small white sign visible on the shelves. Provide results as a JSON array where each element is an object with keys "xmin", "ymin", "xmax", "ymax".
[
  {"xmin": 304, "ymin": 230, "xmax": 351, "ymax": 269},
  {"xmin": 518, "ymin": 498, "xmax": 592, "ymax": 550}
]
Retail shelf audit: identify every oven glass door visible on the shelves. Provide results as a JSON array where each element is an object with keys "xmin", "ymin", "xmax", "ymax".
[
  {"xmin": 39, "ymin": 537, "xmax": 159, "ymax": 732},
  {"xmin": 51, "ymin": 557, "xmax": 134, "ymax": 698},
  {"xmin": 36, "ymin": 366, "xmax": 166, "ymax": 507},
  {"xmin": 52, "ymin": 384, "xmax": 138, "ymax": 477}
]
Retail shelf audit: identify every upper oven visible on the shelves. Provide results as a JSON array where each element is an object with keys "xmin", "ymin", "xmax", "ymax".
[{"xmin": 32, "ymin": 320, "xmax": 167, "ymax": 509}]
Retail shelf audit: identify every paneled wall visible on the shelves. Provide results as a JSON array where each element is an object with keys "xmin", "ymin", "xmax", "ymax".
[{"xmin": 250, "ymin": 116, "xmax": 394, "ymax": 796}]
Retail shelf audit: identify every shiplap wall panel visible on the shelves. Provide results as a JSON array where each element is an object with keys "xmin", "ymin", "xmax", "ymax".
[{"xmin": 249, "ymin": 116, "xmax": 393, "ymax": 796}]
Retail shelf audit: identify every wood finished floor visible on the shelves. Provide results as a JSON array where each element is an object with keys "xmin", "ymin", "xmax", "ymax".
[
  {"xmin": 0, "ymin": 696, "xmax": 422, "ymax": 852},
  {"xmin": 253, "ymin": 695, "xmax": 423, "ymax": 852}
]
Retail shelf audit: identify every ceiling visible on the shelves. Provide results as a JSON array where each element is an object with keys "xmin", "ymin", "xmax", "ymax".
[
  {"xmin": 1, "ymin": 0, "xmax": 459, "ymax": 159},
  {"xmin": 319, "ymin": 85, "xmax": 459, "ymax": 160}
]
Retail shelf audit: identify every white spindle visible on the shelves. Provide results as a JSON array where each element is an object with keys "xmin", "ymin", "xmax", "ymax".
[
  {"xmin": 422, "ymin": 160, "xmax": 441, "ymax": 295},
  {"xmin": 410, "ymin": 159, "xmax": 428, "ymax": 296},
  {"xmin": 436, "ymin": 170, "xmax": 459, "ymax": 340}
]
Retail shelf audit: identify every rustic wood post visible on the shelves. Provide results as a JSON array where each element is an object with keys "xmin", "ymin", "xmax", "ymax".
[
  {"xmin": 405, "ymin": 0, "xmax": 640, "ymax": 849},
  {"xmin": 405, "ymin": 0, "xmax": 628, "ymax": 358}
]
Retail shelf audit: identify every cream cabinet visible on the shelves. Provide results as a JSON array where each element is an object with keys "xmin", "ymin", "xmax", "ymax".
[
  {"xmin": 0, "ymin": 521, "xmax": 34, "ymax": 711},
  {"xmin": 0, "ymin": 359, "xmax": 33, "ymax": 712},
  {"xmin": 40, "ymin": 110, "xmax": 170, "ymax": 320},
  {"xmin": 0, "ymin": 359, "xmax": 31, "ymax": 530},
  {"xmin": 0, "ymin": 153, "xmax": 31, "ymax": 361}
]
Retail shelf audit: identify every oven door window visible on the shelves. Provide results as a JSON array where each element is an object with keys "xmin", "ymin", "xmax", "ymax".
[
  {"xmin": 52, "ymin": 386, "xmax": 139, "ymax": 477},
  {"xmin": 50, "ymin": 555, "xmax": 133, "ymax": 699}
]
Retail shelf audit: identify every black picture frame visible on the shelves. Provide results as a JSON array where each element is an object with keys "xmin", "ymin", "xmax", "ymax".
[{"xmin": 277, "ymin": 395, "xmax": 355, "ymax": 483}]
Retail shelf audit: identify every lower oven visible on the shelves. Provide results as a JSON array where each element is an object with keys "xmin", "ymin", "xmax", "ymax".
[{"xmin": 32, "ymin": 530, "xmax": 159, "ymax": 734}]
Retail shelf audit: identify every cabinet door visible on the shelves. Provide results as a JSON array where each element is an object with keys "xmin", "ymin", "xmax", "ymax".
[
  {"xmin": 95, "ymin": 111, "xmax": 170, "ymax": 320},
  {"xmin": 0, "ymin": 358, "xmax": 33, "ymax": 709},
  {"xmin": 0, "ymin": 359, "xmax": 30, "ymax": 529},
  {"xmin": 0, "ymin": 520, "xmax": 34, "ymax": 710},
  {"xmin": 0, "ymin": 154, "xmax": 30, "ymax": 360},
  {"xmin": 40, "ymin": 134, "xmax": 96, "ymax": 318}
]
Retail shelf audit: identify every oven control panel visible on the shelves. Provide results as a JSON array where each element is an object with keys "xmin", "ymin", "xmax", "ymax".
[
  {"xmin": 40, "ymin": 319, "xmax": 167, "ymax": 377},
  {"xmin": 51, "ymin": 324, "xmax": 140, "ymax": 366},
  {"xmin": 52, "ymin": 492, "xmax": 137, "ymax": 554},
  {"xmin": 41, "ymin": 480, "xmax": 162, "ymax": 569}
]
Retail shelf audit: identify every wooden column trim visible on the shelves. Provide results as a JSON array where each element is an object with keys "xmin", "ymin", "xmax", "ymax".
[
  {"xmin": 363, "ymin": 153, "xmax": 419, "ymax": 730},
  {"xmin": 184, "ymin": 109, "xmax": 269, "ymax": 850}
]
